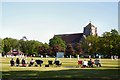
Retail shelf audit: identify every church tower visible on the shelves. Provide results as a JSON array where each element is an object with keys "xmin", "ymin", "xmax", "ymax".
[{"xmin": 83, "ymin": 22, "xmax": 97, "ymax": 36}]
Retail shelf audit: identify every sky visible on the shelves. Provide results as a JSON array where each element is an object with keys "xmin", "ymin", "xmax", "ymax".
[{"xmin": 0, "ymin": 1, "xmax": 119, "ymax": 43}]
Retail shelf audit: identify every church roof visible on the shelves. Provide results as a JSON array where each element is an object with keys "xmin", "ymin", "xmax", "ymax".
[
  {"xmin": 55, "ymin": 33, "xmax": 84, "ymax": 44},
  {"xmin": 86, "ymin": 22, "xmax": 96, "ymax": 28}
]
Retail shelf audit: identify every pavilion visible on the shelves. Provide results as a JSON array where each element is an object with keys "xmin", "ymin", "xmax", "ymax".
[{"xmin": 7, "ymin": 49, "xmax": 24, "ymax": 56}]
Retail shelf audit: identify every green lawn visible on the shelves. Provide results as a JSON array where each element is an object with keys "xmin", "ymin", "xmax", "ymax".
[{"xmin": 0, "ymin": 57, "xmax": 120, "ymax": 80}]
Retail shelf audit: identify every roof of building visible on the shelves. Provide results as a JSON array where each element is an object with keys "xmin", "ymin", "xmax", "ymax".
[
  {"xmin": 7, "ymin": 49, "xmax": 24, "ymax": 55},
  {"xmin": 85, "ymin": 22, "xmax": 96, "ymax": 28},
  {"xmin": 55, "ymin": 33, "xmax": 84, "ymax": 44}
]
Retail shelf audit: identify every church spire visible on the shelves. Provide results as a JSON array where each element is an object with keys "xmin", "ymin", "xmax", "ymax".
[
  {"xmin": 83, "ymin": 22, "xmax": 97, "ymax": 36},
  {"xmin": 89, "ymin": 20, "xmax": 91, "ymax": 23}
]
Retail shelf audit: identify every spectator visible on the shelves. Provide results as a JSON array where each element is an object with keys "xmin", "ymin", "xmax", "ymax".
[
  {"xmin": 83, "ymin": 59, "xmax": 88, "ymax": 68},
  {"xmin": 21, "ymin": 58, "xmax": 26, "ymax": 67},
  {"xmin": 78, "ymin": 60, "xmax": 83, "ymax": 67},
  {"xmin": 88, "ymin": 59, "xmax": 93, "ymax": 67},
  {"xmin": 29, "ymin": 58, "xmax": 35, "ymax": 66},
  {"xmin": 10, "ymin": 58, "xmax": 14, "ymax": 66},
  {"xmin": 16, "ymin": 58, "xmax": 20, "ymax": 66},
  {"xmin": 94, "ymin": 59, "xmax": 101, "ymax": 67}
]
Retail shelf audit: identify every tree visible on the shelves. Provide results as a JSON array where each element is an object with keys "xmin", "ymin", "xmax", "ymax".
[
  {"xmin": 101, "ymin": 29, "xmax": 120, "ymax": 56},
  {"xmin": 81, "ymin": 35, "xmax": 99, "ymax": 55},
  {"xmin": 2, "ymin": 37, "xmax": 19, "ymax": 53},
  {"xmin": 0, "ymin": 38, "xmax": 2, "ymax": 53},
  {"xmin": 19, "ymin": 39, "xmax": 43, "ymax": 56},
  {"xmin": 49, "ymin": 36, "xmax": 66, "ymax": 50},
  {"xmin": 74, "ymin": 43, "xmax": 83, "ymax": 55},
  {"xmin": 49, "ymin": 36, "xmax": 66, "ymax": 56},
  {"xmin": 65, "ymin": 44, "xmax": 75, "ymax": 57},
  {"xmin": 42, "ymin": 43, "xmax": 49, "ymax": 56},
  {"xmin": 109, "ymin": 29, "xmax": 120, "ymax": 56},
  {"xmin": 83, "ymin": 29, "xmax": 120, "ymax": 57},
  {"xmin": 18, "ymin": 39, "xmax": 27, "ymax": 54}
]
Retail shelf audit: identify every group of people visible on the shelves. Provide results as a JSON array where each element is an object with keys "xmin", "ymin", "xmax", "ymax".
[
  {"xmin": 10, "ymin": 58, "xmax": 35, "ymax": 67},
  {"xmin": 10, "ymin": 58, "xmax": 101, "ymax": 68},
  {"xmin": 78, "ymin": 58, "xmax": 101, "ymax": 68}
]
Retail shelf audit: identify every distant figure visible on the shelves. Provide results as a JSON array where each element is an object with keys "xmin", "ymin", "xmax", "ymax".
[
  {"xmin": 116, "ymin": 56, "xmax": 118, "ymax": 60},
  {"xmin": 10, "ymin": 58, "xmax": 14, "ymax": 66},
  {"xmin": 114, "ymin": 55, "xmax": 117, "ymax": 60},
  {"xmin": 78, "ymin": 60, "xmax": 83, "ymax": 67},
  {"xmin": 83, "ymin": 59, "xmax": 88, "ymax": 68},
  {"xmin": 21, "ymin": 58, "xmax": 26, "ymax": 67},
  {"xmin": 99, "ymin": 55, "xmax": 101, "ymax": 59},
  {"xmin": 94, "ymin": 59, "xmax": 101, "ymax": 67},
  {"xmin": 16, "ymin": 58, "xmax": 20, "ymax": 66},
  {"xmin": 111, "ymin": 56, "xmax": 113, "ymax": 60},
  {"xmin": 88, "ymin": 59, "xmax": 93, "ymax": 67},
  {"xmin": 54, "ymin": 60, "xmax": 62, "ymax": 66},
  {"xmin": 35, "ymin": 60, "xmax": 43, "ymax": 67},
  {"xmin": 89, "ymin": 55, "xmax": 91, "ymax": 58},
  {"xmin": 29, "ymin": 58, "xmax": 35, "ymax": 66}
]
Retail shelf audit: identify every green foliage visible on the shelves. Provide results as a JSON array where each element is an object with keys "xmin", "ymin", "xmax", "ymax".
[
  {"xmin": 65, "ymin": 44, "xmax": 75, "ymax": 56},
  {"xmin": 49, "ymin": 36, "xmax": 66, "ymax": 56},
  {"xmin": 0, "ymin": 38, "xmax": 2, "ymax": 53},
  {"xmin": 43, "ymin": 43, "xmax": 49, "ymax": 49},
  {"xmin": 2, "ymin": 37, "xmax": 43, "ymax": 56},
  {"xmin": 74, "ymin": 43, "xmax": 82, "ymax": 55},
  {"xmin": 1, "ymin": 29, "xmax": 120, "ymax": 56},
  {"xmin": 19, "ymin": 40, "xmax": 43, "ymax": 55},
  {"xmin": 49, "ymin": 36, "xmax": 66, "ymax": 50},
  {"xmin": 81, "ymin": 29, "xmax": 120, "ymax": 56},
  {"xmin": 2, "ymin": 37, "xmax": 19, "ymax": 53}
]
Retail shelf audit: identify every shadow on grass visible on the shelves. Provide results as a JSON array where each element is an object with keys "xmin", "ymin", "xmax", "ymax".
[{"xmin": 2, "ymin": 69, "xmax": 120, "ymax": 80}]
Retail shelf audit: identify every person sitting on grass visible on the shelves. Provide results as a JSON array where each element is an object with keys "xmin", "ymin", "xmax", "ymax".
[
  {"xmin": 29, "ymin": 58, "xmax": 35, "ymax": 66},
  {"xmin": 78, "ymin": 60, "xmax": 83, "ymax": 67},
  {"xmin": 10, "ymin": 58, "xmax": 14, "ymax": 66},
  {"xmin": 88, "ymin": 59, "xmax": 93, "ymax": 68},
  {"xmin": 21, "ymin": 58, "xmax": 26, "ymax": 67},
  {"xmin": 94, "ymin": 58, "xmax": 101, "ymax": 67},
  {"xmin": 82, "ymin": 59, "xmax": 88, "ymax": 68},
  {"xmin": 16, "ymin": 58, "xmax": 20, "ymax": 66}
]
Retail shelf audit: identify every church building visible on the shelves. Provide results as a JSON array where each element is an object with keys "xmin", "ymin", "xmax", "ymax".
[{"xmin": 54, "ymin": 22, "xmax": 97, "ymax": 45}]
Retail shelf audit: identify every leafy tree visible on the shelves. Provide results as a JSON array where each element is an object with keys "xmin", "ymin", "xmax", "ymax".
[
  {"xmin": 52, "ymin": 44, "xmax": 61, "ymax": 57},
  {"xmin": 81, "ymin": 38, "xmax": 89, "ymax": 54},
  {"xmin": 49, "ymin": 36, "xmax": 66, "ymax": 50},
  {"xmin": 49, "ymin": 36, "xmax": 66, "ymax": 56},
  {"xmin": 74, "ymin": 43, "xmax": 83, "ymax": 55},
  {"xmin": 38, "ymin": 43, "xmax": 50, "ymax": 56},
  {"xmin": 101, "ymin": 29, "xmax": 120, "ymax": 56},
  {"xmin": 2, "ymin": 37, "xmax": 19, "ymax": 53},
  {"xmin": 42, "ymin": 43, "xmax": 49, "ymax": 56},
  {"xmin": 65, "ymin": 44, "xmax": 75, "ymax": 57},
  {"xmin": 0, "ymin": 38, "xmax": 2, "ymax": 53},
  {"xmin": 86, "ymin": 36, "xmax": 99, "ymax": 54},
  {"xmin": 82, "ymin": 29, "xmax": 120, "ymax": 57},
  {"xmin": 19, "ymin": 39, "xmax": 43, "ymax": 56},
  {"xmin": 18, "ymin": 39, "xmax": 27, "ymax": 54}
]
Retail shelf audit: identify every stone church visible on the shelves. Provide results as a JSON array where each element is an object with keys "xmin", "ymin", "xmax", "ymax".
[{"xmin": 54, "ymin": 22, "xmax": 97, "ymax": 45}]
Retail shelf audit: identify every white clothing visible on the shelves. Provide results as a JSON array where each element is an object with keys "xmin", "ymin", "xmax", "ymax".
[{"xmin": 83, "ymin": 61, "xmax": 88, "ymax": 66}]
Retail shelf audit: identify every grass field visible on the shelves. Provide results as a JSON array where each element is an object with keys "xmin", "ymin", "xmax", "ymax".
[{"xmin": 0, "ymin": 57, "xmax": 120, "ymax": 80}]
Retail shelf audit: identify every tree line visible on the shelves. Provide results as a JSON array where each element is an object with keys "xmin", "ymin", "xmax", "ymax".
[{"xmin": 0, "ymin": 29, "xmax": 120, "ymax": 57}]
